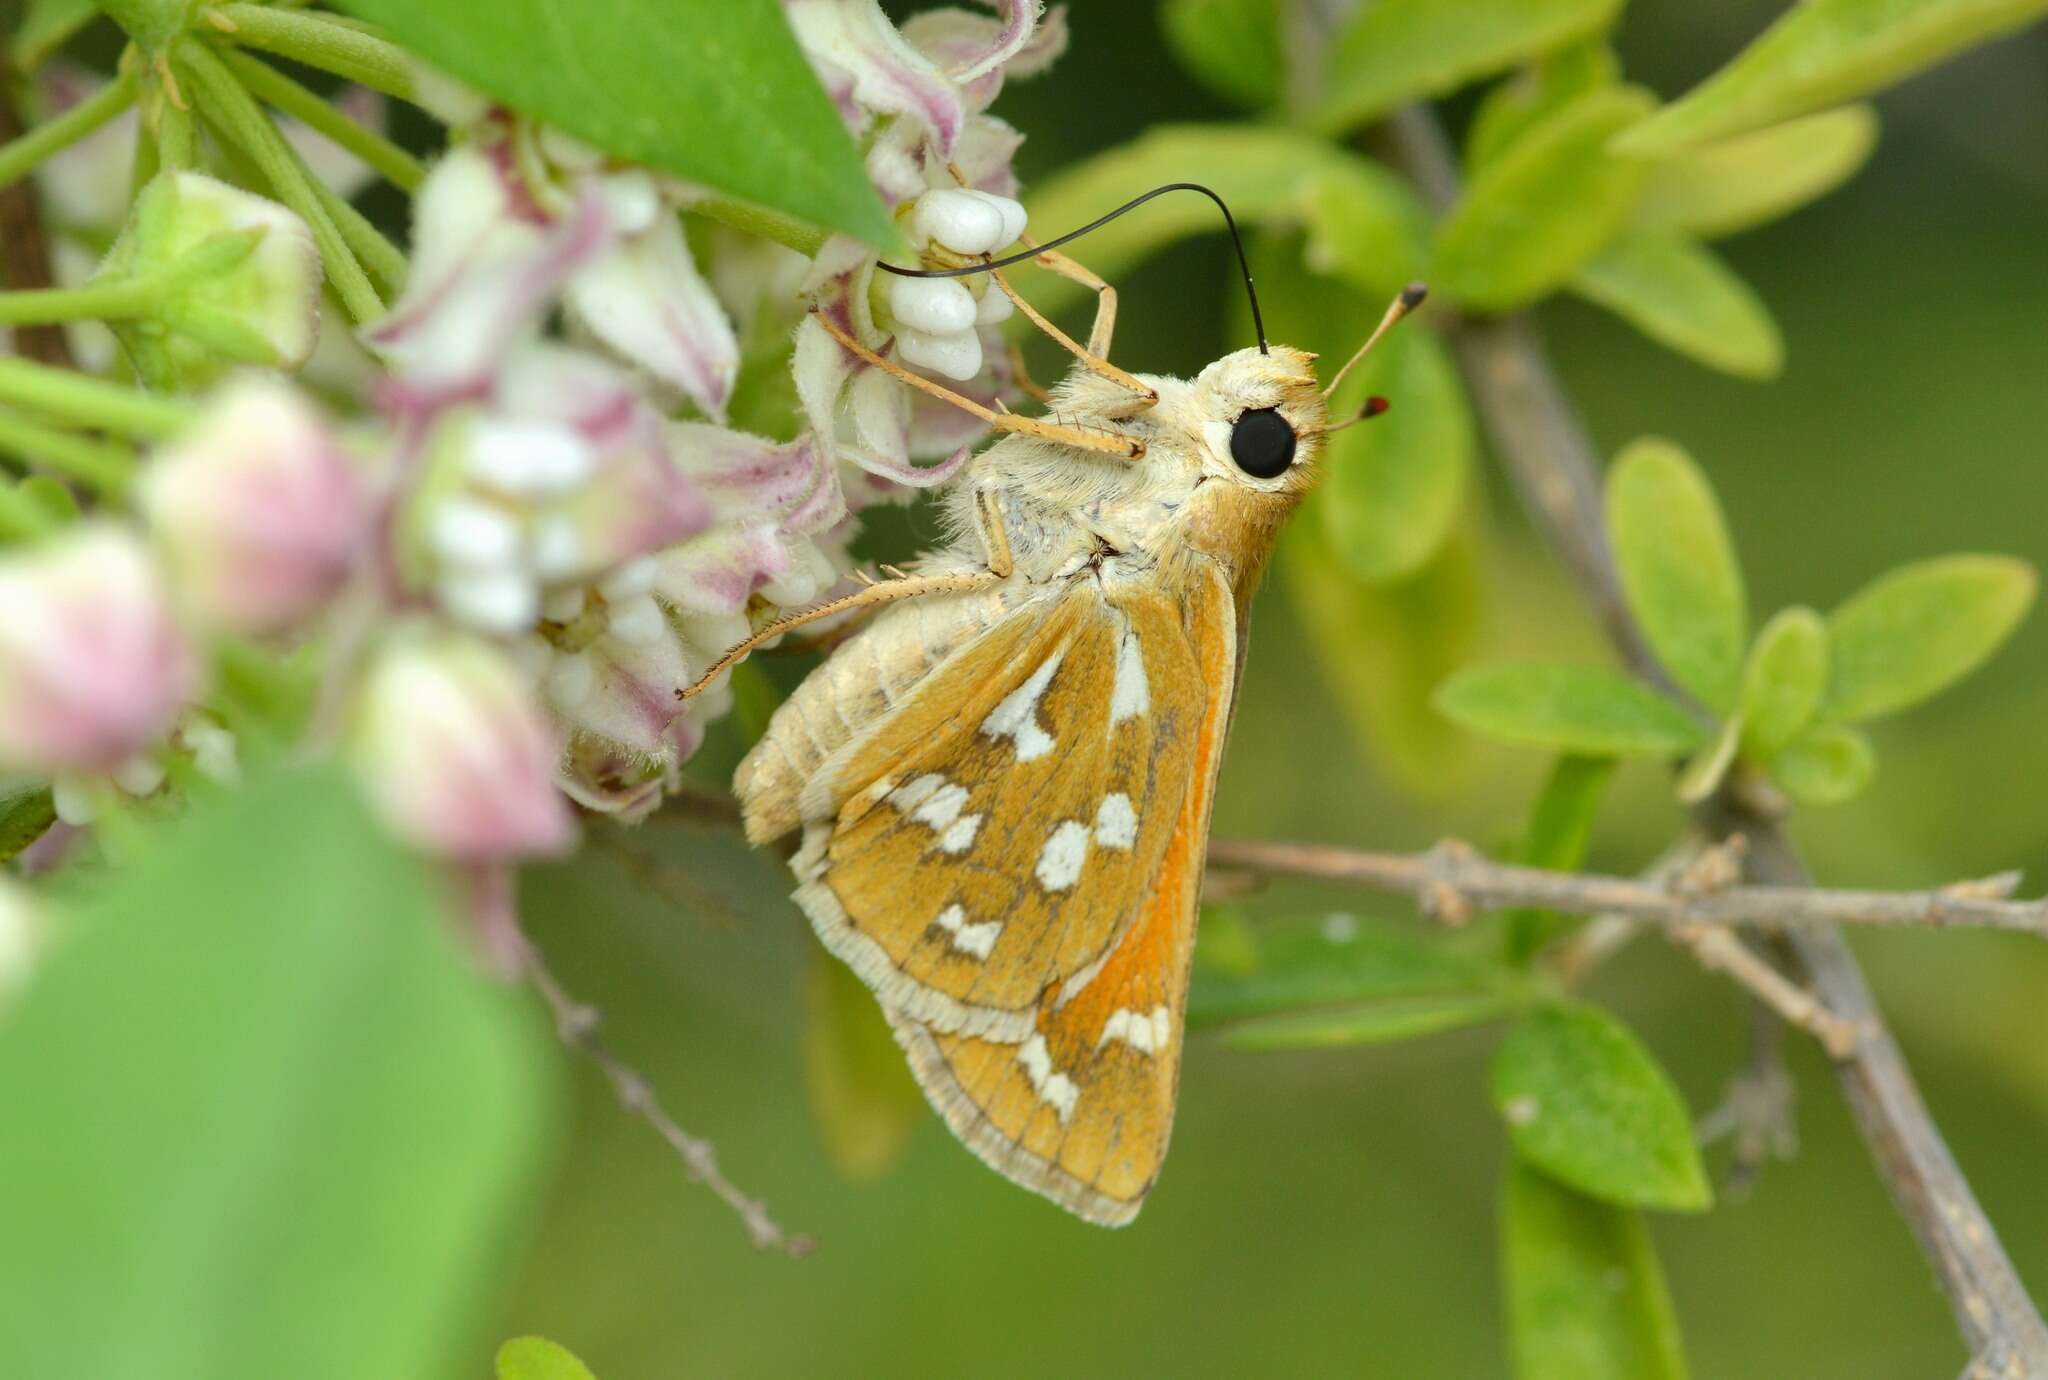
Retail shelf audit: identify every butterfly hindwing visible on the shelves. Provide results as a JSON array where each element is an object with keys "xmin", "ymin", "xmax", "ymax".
[
  {"xmin": 792, "ymin": 568, "xmax": 1206, "ymax": 1041},
  {"xmin": 881, "ymin": 563, "xmax": 1238, "ymax": 1224}
]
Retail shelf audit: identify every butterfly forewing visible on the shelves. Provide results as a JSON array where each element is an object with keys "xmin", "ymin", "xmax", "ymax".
[
  {"xmin": 882, "ymin": 565, "xmax": 1238, "ymax": 1225},
  {"xmin": 793, "ymin": 571, "xmax": 1207, "ymax": 1042}
]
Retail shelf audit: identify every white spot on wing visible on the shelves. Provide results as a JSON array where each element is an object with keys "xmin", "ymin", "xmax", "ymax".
[
  {"xmin": 934, "ymin": 902, "xmax": 1002, "ymax": 959},
  {"xmin": 1018, "ymin": 1033, "xmax": 1079, "ymax": 1120},
  {"xmin": 1110, "ymin": 620, "xmax": 1148, "ymax": 724},
  {"xmin": 938, "ymin": 813, "xmax": 980, "ymax": 854},
  {"xmin": 1036, "ymin": 819, "xmax": 1091, "ymax": 891},
  {"xmin": 1099, "ymin": 1004, "xmax": 1173, "ymax": 1053},
  {"xmin": 909, "ymin": 780, "xmax": 969, "ymax": 831},
  {"xmin": 981, "ymin": 650, "xmax": 1063, "ymax": 762},
  {"xmin": 1093, "ymin": 793, "xmax": 1136, "ymax": 849}
]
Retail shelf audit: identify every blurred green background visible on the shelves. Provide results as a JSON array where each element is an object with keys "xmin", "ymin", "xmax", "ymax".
[{"xmin": 505, "ymin": 3, "xmax": 2048, "ymax": 1375}]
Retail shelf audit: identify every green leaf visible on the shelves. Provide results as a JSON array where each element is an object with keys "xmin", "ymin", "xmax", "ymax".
[
  {"xmin": 1225, "ymin": 993, "xmax": 1522, "ymax": 1050},
  {"xmin": 0, "ymin": 783, "xmax": 56, "ymax": 864},
  {"xmin": 1188, "ymin": 912, "xmax": 1498, "ymax": 1028},
  {"xmin": 1631, "ymin": 106, "xmax": 1879, "ymax": 239},
  {"xmin": 13, "ymin": 0, "xmax": 99, "ymax": 68},
  {"xmin": 803, "ymin": 948, "xmax": 923, "ymax": 1182},
  {"xmin": 1161, "ymin": 0, "xmax": 1286, "ymax": 109},
  {"xmin": 1316, "ymin": 0, "xmax": 1626, "ymax": 132},
  {"xmin": 0, "ymin": 768, "xmax": 554, "ymax": 1380},
  {"xmin": 1493, "ymin": 1005, "xmax": 1711, "ymax": 1211},
  {"xmin": 1501, "ymin": 1161, "xmax": 1691, "ymax": 1380},
  {"xmin": 19, "ymin": 475, "xmax": 82, "ymax": 525},
  {"xmin": 1737, "ymin": 607, "xmax": 1830, "ymax": 759},
  {"xmin": 1571, "ymin": 233, "xmax": 1784, "ymax": 379},
  {"xmin": 1022, "ymin": 125, "xmax": 1425, "ymax": 321},
  {"xmin": 1319, "ymin": 327, "xmax": 1474, "ymax": 584},
  {"xmin": 1434, "ymin": 86, "xmax": 1659, "ymax": 311},
  {"xmin": 330, "ymin": 0, "xmax": 893, "ymax": 248},
  {"xmin": 1605, "ymin": 438, "xmax": 1749, "ymax": 708},
  {"xmin": 1615, "ymin": 0, "xmax": 2048, "ymax": 155},
  {"xmin": 1505, "ymin": 755, "xmax": 1619, "ymax": 965},
  {"xmin": 1299, "ymin": 167, "xmax": 1436, "ymax": 303},
  {"xmin": 1773, "ymin": 723, "xmax": 1877, "ymax": 806},
  {"xmin": 1436, "ymin": 662, "xmax": 1709, "ymax": 757},
  {"xmin": 1466, "ymin": 40, "xmax": 1620, "ymax": 170},
  {"xmin": 498, "ymin": 1336, "xmax": 599, "ymax": 1380},
  {"xmin": 1823, "ymin": 554, "xmax": 2036, "ymax": 721}
]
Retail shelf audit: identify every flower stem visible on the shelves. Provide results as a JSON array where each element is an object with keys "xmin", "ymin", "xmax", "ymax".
[
  {"xmin": 0, "ymin": 69, "xmax": 139, "ymax": 193},
  {"xmin": 304, "ymin": 163, "xmax": 409, "ymax": 292},
  {"xmin": 152, "ymin": 81, "xmax": 198, "ymax": 171},
  {"xmin": 178, "ymin": 38, "xmax": 384, "ymax": 324},
  {"xmin": 0, "ymin": 481, "xmax": 58, "ymax": 541},
  {"xmin": 695, "ymin": 197, "xmax": 829, "ymax": 259},
  {"xmin": 0, "ymin": 276, "xmax": 166, "ymax": 324},
  {"xmin": 220, "ymin": 47, "xmax": 424, "ymax": 192},
  {"xmin": 0, "ymin": 356, "xmax": 196, "ymax": 439},
  {"xmin": 0, "ymin": 408, "xmax": 137, "ymax": 497},
  {"xmin": 203, "ymin": 4, "xmax": 416, "ymax": 102}
]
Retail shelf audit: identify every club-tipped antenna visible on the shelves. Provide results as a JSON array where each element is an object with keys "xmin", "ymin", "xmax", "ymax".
[
  {"xmin": 1321, "ymin": 283, "xmax": 1429, "ymax": 402},
  {"xmin": 878, "ymin": 182, "xmax": 1271, "ymax": 355}
]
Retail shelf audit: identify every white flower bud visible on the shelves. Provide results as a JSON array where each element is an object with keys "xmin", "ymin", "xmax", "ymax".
[
  {"xmin": 975, "ymin": 286, "xmax": 1014, "ymax": 325},
  {"xmin": 888, "ymin": 275, "xmax": 977, "ymax": 335},
  {"xmin": 969, "ymin": 190, "xmax": 1027, "ymax": 247},
  {"xmin": 911, "ymin": 188, "xmax": 1006, "ymax": 254},
  {"xmin": 897, "ymin": 327, "xmax": 983, "ymax": 381},
  {"xmin": 436, "ymin": 568, "xmax": 539, "ymax": 634}
]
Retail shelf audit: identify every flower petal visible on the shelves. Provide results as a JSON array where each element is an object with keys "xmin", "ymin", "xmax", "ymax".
[
  {"xmin": 785, "ymin": 0, "xmax": 965, "ymax": 154},
  {"xmin": 566, "ymin": 211, "xmax": 741, "ymax": 420}
]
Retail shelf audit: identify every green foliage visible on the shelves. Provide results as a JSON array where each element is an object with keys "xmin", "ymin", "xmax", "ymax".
[
  {"xmin": 1225, "ymin": 993, "xmax": 1521, "ymax": 1050},
  {"xmin": 1736, "ymin": 607, "xmax": 1830, "ymax": 760},
  {"xmin": 1606, "ymin": 439, "xmax": 1748, "ymax": 709},
  {"xmin": 1570, "ymin": 232, "xmax": 1783, "ymax": 379},
  {"xmin": 1501, "ymin": 1161, "xmax": 1690, "ymax": 1380},
  {"xmin": 1317, "ymin": 0, "xmax": 1625, "ymax": 133},
  {"xmin": 1772, "ymin": 723, "xmax": 1878, "ymax": 806},
  {"xmin": 1299, "ymin": 166, "xmax": 1435, "ymax": 302},
  {"xmin": 0, "ymin": 782, "xmax": 56, "ymax": 863},
  {"xmin": 803, "ymin": 950, "xmax": 924, "ymax": 1182},
  {"xmin": 1492, "ymin": 1005, "xmax": 1710, "ymax": 1211},
  {"xmin": 1434, "ymin": 661, "xmax": 1709, "ymax": 757},
  {"xmin": 1630, "ymin": 106, "xmax": 1880, "ymax": 238},
  {"xmin": 1504, "ymin": 755, "xmax": 1618, "ymax": 964},
  {"xmin": 12, "ymin": 0, "xmax": 98, "ymax": 67},
  {"xmin": 1189, "ymin": 910, "xmax": 1504, "ymax": 1029},
  {"xmin": 497, "ymin": 1336, "xmax": 599, "ymax": 1380},
  {"xmin": 1618, "ymin": 0, "xmax": 2048, "ymax": 153},
  {"xmin": 1465, "ymin": 40, "xmax": 1620, "ymax": 170},
  {"xmin": 0, "ymin": 768, "xmax": 555, "ymax": 1380},
  {"xmin": 1433, "ymin": 86, "xmax": 1657, "ymax": 311},
  {"xmin": 1160, "ymin": 0, "xmax": 1286, "ymax": 110},
  {"xmin": 330, "ymin": 0, "xmax": 894, "ymax": 247},
  {"xmin": 1821, "ymin": 555, "xmax": 2037, "ymax": 722}
]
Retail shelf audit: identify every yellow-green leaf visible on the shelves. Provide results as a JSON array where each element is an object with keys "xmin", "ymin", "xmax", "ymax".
[
  {"xmin": 1316, "ymin": 0, "xmax": 1625, "ymax": 133},
  {"xmin": 1433, "ymin": 86, "xmax": 1658, "ymax": 312},
  {"xmin": 1737, "ymin": 607, "xmax": 1830, "ymax": 759},
  {"xmin": 1189, "ymin": 912, "xmax": 1499, "ymax": 1028},
  {"xmin": 1501, "ymin": 1161, "xmax": 1691, "ymax": 1380},
  {"xmin": 1436, "ymin": 662, "xmax": 1708, "ymax": 757},
  {"xmin": 1571, "ymin": 233, "xmax": 1784, "ymax": 379},
  {"xmin": 1631, "ymin": 106, "xmax": 1879, "ymax": 238},
  {"xmin": 1823, "ymin": 554, "xmax": 2036, "ymax": 722},
  {"xmin": 1225, "ymin": 993, "xmax": 1521, "ymax": 1050},
  {"xmin": 1161, "ymin": 0, "xmax": 1285, "ymax": 109},
  {"xmin": 498, "ymin": 1336, "xmax": 599, "ymax": 1380},
  {"xmin": 1605, "ymin": 438, "xmax": 1748, "ymax": 708},
  {"xmin": 1505, "ymin": 755, "xmax": 1619, "ymax": 964},
  {"xmin": 1615, "ymin": 0, "xmax": 2048, "ymax": 155},
  {"xmin": 804, "ymin": 950, "xmax": 923, "ymax": 1182},
  {"xmin": 1466, "ymin": 40, "xmax": 1620, "ymax": 171},
  {"xmin": 1300, "ymin": 167, "xmax": 1435, "ymax": 304},
  {"xmin": 1773, "ymin": 723, "xmax": 1877, "ymax": 806},
  {"xmin": 1492, "ymin": 1005, "xmax": 1711, "ymax": 1211}
]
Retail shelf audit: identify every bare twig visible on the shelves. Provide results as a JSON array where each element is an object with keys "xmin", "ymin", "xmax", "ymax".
[
  {"xmin": 512, "ymin": 929, "xmax": 815, "ymax": 1259},
  {"xmin": 0, "ymin": 59, "xmax": 76, "ymax": 370},
  {"xmin": 1204, "ymin": 836, "xmax": 2048, "ymax": 938},
  {"xmin": 1384, "ymin": 103, "xmax": 2048, "ymax": 1374}
]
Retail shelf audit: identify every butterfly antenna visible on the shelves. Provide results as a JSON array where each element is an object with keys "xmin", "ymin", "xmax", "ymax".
[
  {"xmin": 879, "ymin": 182, "xmax": 1272, "ymax": 355},
  {"xmin": 1321, "ymin": 283, "xmax": 1429, "ymax": 402}
]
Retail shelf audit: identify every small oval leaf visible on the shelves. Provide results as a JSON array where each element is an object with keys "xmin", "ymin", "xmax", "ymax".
[
  {"xmin": 1434, "ymin": 86, "xmax": 1658, "ymax": 311},
  {"xmin": 1631, "ymin": 105, "xmax": 1880, "ymax": 239},
  {"xmin": 1737, "ymin": 606, "xmax": 1830, "ymax": 759},
  {"xmin": 1773, "ymin": 723, "xmax": 1877, "ymax": 806},
  {"xmin": 1162, "ymin": 0, "xmax": 1286, "ymax": 109},
  {"xmin": 1605, "ymin": 438, "xmax": 1749, "ymax": 708},
  {"xmin": 1501, "ymin": 1161, "xmax": 1691, "ymax": 1380},
  {"xmin": 1614, "ymin": 0, "xmax": 2048, "ymax": 155},
  {"xmin": 1226, "ymin": 993, "xmax": 1520, "ymax": 1050},
  {"xmin": 1492, "ymin": 1005, "xmax": 1711, "ymax": 1212},
  {"xmin": 1188, "ymin": 912, "xmax": 1496, "ymax": 1028},
  {"xmin": 1572, "ymin": 233, "xmax": 1784, "ymax": 379},
  {"xmin": 498, "ymin": 1336, "xmax": 599, "ymax": 1380},
  {"xmin": 1316, "ymin": 0, "xmax": 1625, "ymax": 132},
  {"xmin": 1823, "ymin": 554, "xmax": 2036, "ymax": 722},
  {"xmin": 1505, "ymin": 755, "xmax": 1620, "ymax": 965},
  {"xmin": 1436, "ymin": 662, "xmax": 1709, "ymax": 757},
  {"xmin": 1465, "ymin": 40, "xmax": 1620, "ymax": 171}
]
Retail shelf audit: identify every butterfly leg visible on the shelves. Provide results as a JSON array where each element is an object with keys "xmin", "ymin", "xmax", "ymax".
[
  {"xmin": 813, "ymin": 310, "xmax": 1144, "ymax": 461},
  {"xmin": 991, "ymin": 256, "xmax": 1156, "ymax": 405}
]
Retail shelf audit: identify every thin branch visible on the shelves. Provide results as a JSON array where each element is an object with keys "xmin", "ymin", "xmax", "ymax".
[
  {"xmin": 1383, "ymin": 103, "xmax": 2048, "ymax": 1373},
  {"xmin": 511, "ymin": 928, "xmax": 815, "ymax": 1259},
  {"xmin": 0, "ymin": 57, "xmax": 77, "ymax": 370},
  {"xmin": 1204, "ymin": 837, "xmax": 2048, "ymax": 938}
]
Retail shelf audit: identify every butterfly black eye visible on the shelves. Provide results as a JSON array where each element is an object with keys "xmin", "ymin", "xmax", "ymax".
[{"xmin": 1229, "ymin": 406, "xmax": 1297, "ymax": 479}]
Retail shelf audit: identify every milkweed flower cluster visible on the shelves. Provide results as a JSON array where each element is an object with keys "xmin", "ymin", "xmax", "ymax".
[{"xmin": 0, "ymin": 1, "xmax": 1064, "ymax": 906}]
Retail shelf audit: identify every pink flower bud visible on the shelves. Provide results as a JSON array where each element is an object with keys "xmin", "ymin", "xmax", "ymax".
[
  {"xmin": 0, "ymin": 526, "xmax": 197, "ymax": 775},
  {"xmin": 352, "ymin": 634, "xmax": 574, "ymax": 861},
  {"xmin": 142, "ymin": 380, "xmax": 366, "ymax": 635}
]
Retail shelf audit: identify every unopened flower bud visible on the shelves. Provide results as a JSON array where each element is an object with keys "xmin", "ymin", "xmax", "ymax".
[
  {"xmin": 975, "ymin": 286, "xmax": 1014, "ymax": 325},
  {"xmin": 898, "ymin": 327, "xmax": 983, "ymax": 381},
  {"xmin": 888, "ymin": 275, "xmax": 977, "ymax": 335},
  {"xmin": 353, "ymin": 634, "xmax": 574, "ymax": 861},
  {"xmin": 0, "ymin": 526, "xmax": 196, "ymax": 775},
  {"xmin": 142, "ymin": 380, "xmax": 365, "ymax": 635},
  {"xmin": 909, "ymin": 188, "xmax": 1021, "ymax": 255}
]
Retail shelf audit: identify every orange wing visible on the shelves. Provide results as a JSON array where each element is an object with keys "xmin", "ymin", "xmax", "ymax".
[
  {"xmin": 882, "ymin": 562, "xmax": 1238, "ymax": 1225},
  {"xmin": 790, "ymin": 569, "xmax": 1208, "ymax": 1043}
]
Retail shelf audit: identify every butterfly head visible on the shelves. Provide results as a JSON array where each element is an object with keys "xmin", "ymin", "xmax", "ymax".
[{"xmin": 1169, "ymin": 344, "xmax": 1327, "ymax": 580}]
